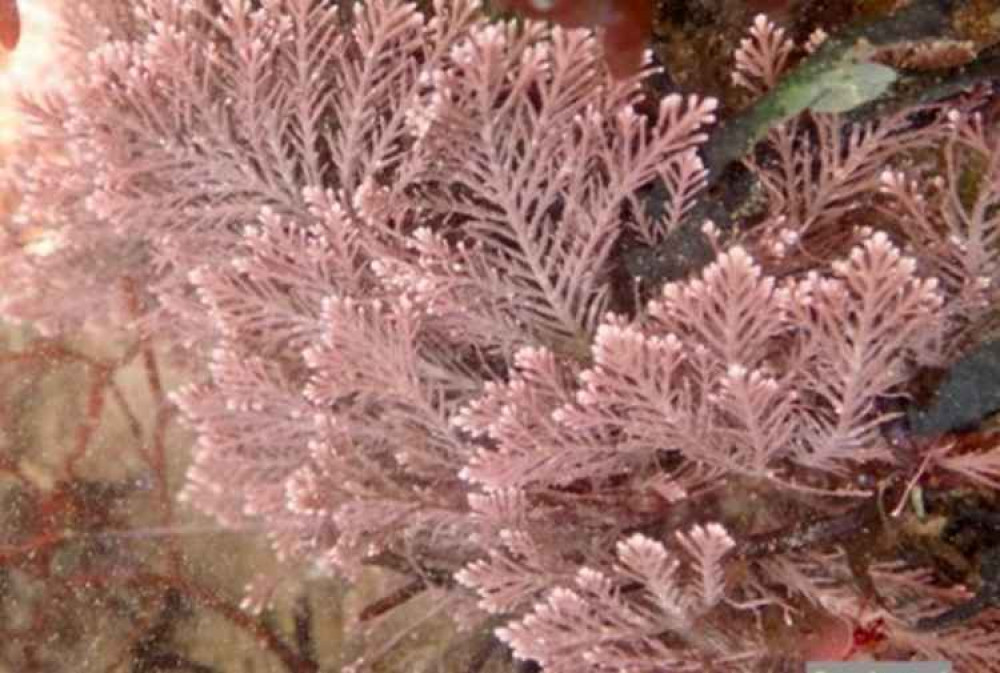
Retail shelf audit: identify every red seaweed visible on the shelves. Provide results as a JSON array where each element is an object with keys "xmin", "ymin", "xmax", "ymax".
[{"xmin": 497, "ymin": 0, "xmax": 652, "ymax": 78}]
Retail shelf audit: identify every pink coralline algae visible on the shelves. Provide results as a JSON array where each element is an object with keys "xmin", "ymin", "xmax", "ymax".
[{"xmin": 5, "ymin": 0, "xmax": 1000, "ymax": 670}]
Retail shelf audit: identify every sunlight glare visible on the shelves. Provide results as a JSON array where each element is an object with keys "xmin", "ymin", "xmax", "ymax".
[{"xmin": 0, "ymin": 0, "xmax": 62, "ymax": 145}]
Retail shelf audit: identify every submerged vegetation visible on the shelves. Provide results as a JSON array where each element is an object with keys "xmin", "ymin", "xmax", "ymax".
[{"xmin": 1, "ymin": 0, "xmax": 1000, "ymax": 671}]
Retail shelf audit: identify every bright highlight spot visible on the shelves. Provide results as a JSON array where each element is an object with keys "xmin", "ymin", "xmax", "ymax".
[{"xmin": 0, "ymin": 0, "xmax": 62, "ymax": 145}]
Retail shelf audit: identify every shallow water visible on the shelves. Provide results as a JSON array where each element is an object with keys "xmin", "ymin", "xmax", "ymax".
[{"xmin": 0, "ymin": 323, "xmax": 478, "ymax": 672}]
